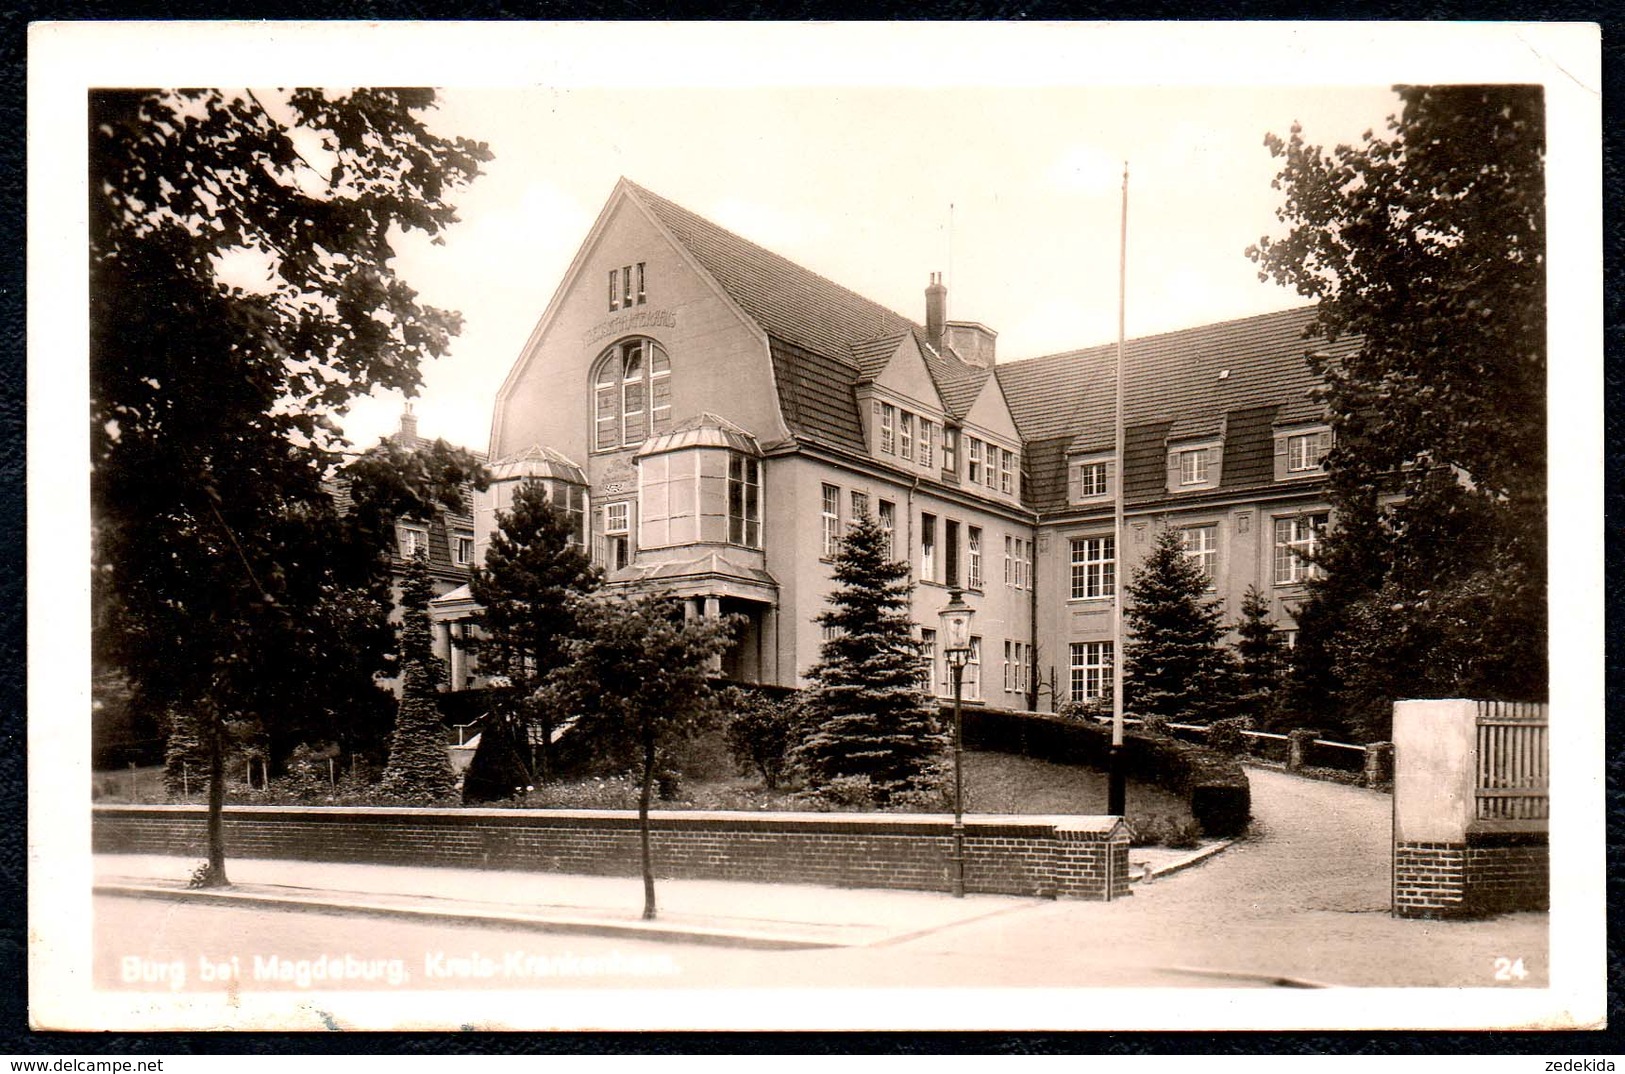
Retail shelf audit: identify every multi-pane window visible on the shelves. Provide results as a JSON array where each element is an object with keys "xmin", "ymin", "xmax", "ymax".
[
  {"xmin": 878, "ymin": 500, "xmax": 896, "ymax": 559},
  {"xmin": 593, "ymin": 338, "xmax": 671, "ymax": 450},
  {"xmin": 918, "ymin": 420, "xmax": 934, "ymax": 468},
  {"xmin": 1017, "ymin": 538, "xmax": 1031, "ymax": 590},
  {"xmin": 967, "ymin": 527, "xmax": 983, "ymax": 589},
  {"xmin": 399, "ymin": 523, "xmax": 428, "ymax": 560},
  {"xmin": 899, "ymin": 412, "xmax": 914, "ymax": 461},
  {"xmin": 453, "ymin": 530, "xmax": 474, "ymax": 567},
  {"xmin": 821, "ymin": 484, "xmax": 842, "ymax": 558},
  {"xmin": 1004, "ymin": 535, "xmax": 1014, "ymax": 587},
  {"xmin": 727, "ymin": 455, "xmax": 761, "ymax": 548},
  {"xmin": 944, "ymin": 520, "xmax": 961, "ymax": 588},
  {"xmin": 877, "ymin": 403, "xmax": 896, "ymax": 455},
  {"xmin": 1004, "ymin": 641, "xmax": 1030, "ymax": 696},
  {"xmin": 921, "ymin": 513, "xmax": 937, "ymax": 581},
  {"xmin": 1287, "ymin": 430, "xmax": 1333, "ymax": 472},
  {"xmin": 607, "ymin": 263, "xmax": 647, "ymax": 312},
  {"xmin": 598, "ymin": 501, "xmax": 631, "ymax": 570},
  {"xmin": 1274, "ymin": 513, "xmax": 1328, "ymax": 585},
  {"xmin": 1070, "ymin": 536, "xmax": 1115, "ymax": 600},
  {"xmin": 967, "ymin": 438, "xmax": 984, "ymax": 484},
  {"xmin": 1069, "ymin": 460, "xmax": 1110, "ymax": 501},
  {"xmin": 999, "ymin": 448, "xmax": 1014, "ymax": 495},
  {"xmin": 943, "ymin": 427, "xmax": 959, "ymax": 474},
  {"xmin": 1069, "ymin": 641, "xmax": 1114, "ymax": 702},
  {"xmin": 919, "ymin": 627, "xmax": 938, "ymax": 693},
  {"xmin": 1181, "ymin": 524, "xmax": 1218, "ymax": 585},
  {"xmin": 1179, "ymin": 448, "xmax": 1209, "ymax": 486},
  {"xmin": 964, "ymin": 636, "xmax": 982, "ymax": 700},
  {"xmin": 850, "ymin": 490, "xmax": 869, "ymax": 528}
]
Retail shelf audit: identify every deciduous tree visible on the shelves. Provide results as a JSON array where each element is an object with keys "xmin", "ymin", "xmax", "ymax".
[
  {"xmin": 1247, "ymin": 85, "xmax": 1547, "ymax": 736},
  {"xmin": 91, "ymin": 88, "xmax": 489, "ymax": 885}
]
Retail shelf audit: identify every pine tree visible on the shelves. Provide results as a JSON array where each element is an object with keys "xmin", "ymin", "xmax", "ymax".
[
  {"xmin": 467, "ymin": 480, "xmax": 600, "ymax": 779},
  {"xmin": 1124, "ymin": 526, "xmax": 1236, "ymax": 723},
  {"xmin": 380, "ymin": 551, "xmax": 458, "ymax": 801},
  {"xmin": 1232, "ymin": 585, "xmax": 1287, "ymax": 722},
  {"xmin": 793, "ymin": 511, "xmax": 946, "ymax": 800}
]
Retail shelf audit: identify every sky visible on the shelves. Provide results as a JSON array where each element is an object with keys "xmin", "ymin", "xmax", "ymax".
[{"xmin": 351, "ymin": 81, "xmax": 1405, "ymax": 452}]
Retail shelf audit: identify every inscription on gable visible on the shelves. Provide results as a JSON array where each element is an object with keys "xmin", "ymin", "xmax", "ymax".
[{"xmin": 584, "ymin": 308, "xmax": 677, "ymax": 345}]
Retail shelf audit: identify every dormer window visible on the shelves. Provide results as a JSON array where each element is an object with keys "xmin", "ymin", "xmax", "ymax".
[
  {"xmin": 594, "ymin": 338, "xmax": 671, "ymax": 450},
  {"xmin": 1068, "ymin": 457, "xmax": 1113, "ymax": 503},
  {"xmin": 1167, "ymin": 440, "xmax": 1221, "ymax": 492},
  {"xmin": 1276, "ymin": 426, "xmax": 1333, "ymax": 479}
]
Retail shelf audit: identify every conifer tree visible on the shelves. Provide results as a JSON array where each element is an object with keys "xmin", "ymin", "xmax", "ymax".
[
  {"xmin": 1233, "ymin": 585, "xmax": 1287, "ymax": 722},
  {"xmin": 380, "ymin": 551, "xmax": 458, "ymax": 800},
  {"xmin": 793, "ymin": 512, "xmax": 946, "ymax": 800},
  {"xmin": 467, "ymin": 480, "xmax": 600, "ymax": 779},
  {"xmin": 1124, "ymin": 527, "xmax": 1236, "ymax": 723}
]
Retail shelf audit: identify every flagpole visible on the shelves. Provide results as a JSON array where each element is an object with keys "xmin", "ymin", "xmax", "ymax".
[{"xmin": 1108, "ymin": 161, "xmax": 1129, "ymax": 818}]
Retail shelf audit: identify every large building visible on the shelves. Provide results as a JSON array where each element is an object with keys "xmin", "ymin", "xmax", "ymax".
[{"xmin": 460, "ymin": 179, "xmax": 1354, "ymax": 712}]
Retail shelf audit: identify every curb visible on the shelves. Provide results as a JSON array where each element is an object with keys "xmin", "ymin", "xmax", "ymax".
[
  {"xmin": 1137, "ymin": 838, "xmax": 1236, "ymax": 882},
  {"xmin": 93, "ymin": 882, "xmax": 847, "ymax": 952}
]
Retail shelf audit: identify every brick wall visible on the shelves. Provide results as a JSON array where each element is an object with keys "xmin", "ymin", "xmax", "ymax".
[
  {"xmin": 1393, "ymin": 834, "xmax": 1547, "ymax": 918},
  {"xmin": 94, "ymin": 806, "xmax": 1132, "ymax": 901}
]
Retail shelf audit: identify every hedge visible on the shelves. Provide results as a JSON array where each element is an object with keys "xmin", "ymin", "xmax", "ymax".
[{"xmin": 956, "ymin": 706, "xmax": 1251, "ymax": 837}]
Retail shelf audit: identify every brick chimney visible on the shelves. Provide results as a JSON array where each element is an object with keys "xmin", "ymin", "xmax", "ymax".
[
  {"xmin": 925, "ymin": 272, "xmax": 947, "ymax": 354},
  {"xmin": 396, "ymin": 405, "xmax": 420, "ymax": 448}
]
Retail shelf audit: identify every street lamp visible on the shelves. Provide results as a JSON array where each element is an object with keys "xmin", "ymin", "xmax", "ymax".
[{"xmin": 938, "ymin": 586, "xmax": 975, "ymax": 898}]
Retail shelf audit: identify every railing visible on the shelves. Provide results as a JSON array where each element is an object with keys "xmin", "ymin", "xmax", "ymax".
[{"xmin": 1473, "ymin": 700, "xmax": 1548, "ymax": 832}]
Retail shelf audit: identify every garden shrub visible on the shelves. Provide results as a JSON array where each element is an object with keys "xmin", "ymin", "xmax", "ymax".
[
  {"xmin": 1139, "ymin": 713, "xmax": 1171, "ymax": 738},
  {"xmin": 960, "ymin": 705, "xmax": 1250, "ymax": 838},
  {"xmin": 1205, "ymin": 717, "xmax": 1249, "ymax": 756}
]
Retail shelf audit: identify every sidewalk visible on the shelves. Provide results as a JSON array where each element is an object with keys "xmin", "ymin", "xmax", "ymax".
[{"xmin": 95, "ymin": 841, "xmax": 1225, "ymax": 951}]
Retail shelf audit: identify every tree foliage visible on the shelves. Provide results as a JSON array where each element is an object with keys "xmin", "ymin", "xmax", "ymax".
[
  {"xmin": 722, "ymin": 690, "xmax": 802, "ymax": 791},
  {"xmin": 380, "ymin": 551, "xmax": 458, "ymax": 801},
  {"xmin": 537, "ymin": 594, "xmax": 737, "ymax": 920},
  {"xmin": 1232, "ymin": 585, "xmax": 1287, "ymax": 724},
  {"xmin": 91, "ymin": 88, "xmax": 489, "ymax": 881},
  {"xmin": 792, "ymin": 512, "xmax": 946, "ymax": 801},
  {"xmin": 466, "ymin": 480, "xmax": 601, "ymax": 778},
  {"xmin": 1247, "ymin": 85, "xmax": 1547, "ymax": 736},
  {"xmin": 1124, "ymin": 527, "xmax": 1235, "ymax": 724}
]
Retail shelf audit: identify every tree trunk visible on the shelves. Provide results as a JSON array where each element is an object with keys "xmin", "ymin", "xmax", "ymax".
[
  {"xmin": 201, "ymin": 703, "xmax": 229, "ymax": 887},
  {"xmin": 639, "ymin": 728, "xmax": 656, "ymax": 920}
]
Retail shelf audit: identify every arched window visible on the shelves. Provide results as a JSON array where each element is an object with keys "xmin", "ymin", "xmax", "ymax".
[{"xmin": 593, "ymin": 338, "xmax": 671, "ymax": 450}]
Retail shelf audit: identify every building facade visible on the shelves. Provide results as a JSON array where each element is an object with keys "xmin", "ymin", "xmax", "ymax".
[{"xmin": 468, "ymin": 179, "xmax": 1353, "ymax": 712}]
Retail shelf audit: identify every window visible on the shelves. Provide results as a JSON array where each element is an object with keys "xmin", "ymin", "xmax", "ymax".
[
  {"xmin": 919, "ymin": 628, "xmax": 938, "ymax": 693},
  {"xmin": 850, "ymin": 490, "xmax": 869, "ymax": 528},
  {"xmin": 1070, "ymin": 536, "xmax": 1115, "ymax": 600},
  {"xmin": 1005, "ymin": 641, "xmax": 1030, "ymax": 695},
  {"xmin": 821, "ymin": 484, "xmax": 842, "ymax": 558},
  {"xmin": 943, "ymin": 427, "xmax": 959, "ymax": 475},
  {"xmin": 877, "ymin": 403, "xmax": 896, "ymax": 455},
  {"xmin": 968, "ymin": 527, "xmax": 983, "ymax": 589},
  {"xmin": 453, "ymin": 530, "xmax": 475, "ymax": 568},
  {"xmin": 1003, "ymin": 535, "xmax": 1014, "ymax": 587},
  {"xmin": 399, "ymin": 523, "xmax": 428, "ymax": 560},
  {"xmin": 596, "ymin": 501, "xmax": 631, "ymax": 570},
  {"xmin": 608, "ymin": 269, "xmax": 618, "ymax": 312},
  {"xmin": 899, "ymin": 412, "xmax": 914, "ymax": 461},
  {"xmin": 1016, "ymin": 642, "xmax": 1030, "ymax": 695},
  {"xmin": 964, "ymin": 636, "xmax": 982, "ymax": 700},
  {"xmin": 1274, "ymin": 513, "xmax": 1327, "ymax": 585},
  {"xmin": 593, "ymin": 338, "xmax": 671, "ymax": 450},
  {"xmin": 1279, "ymin": 628, "xmax": 1299, "ymax": 650},
  {"xmin": 727, "ymin": 455, "xmax": 761, "ymax": 548},
  {"xmin": 1003, "ymin": 640, "xmax": 1014, "ymax": 693},
  {"xmin": 1069, "ymin": 460, "xmax": 1110, "ymax": 501},
  {"xmin": 1069, "ymin": 642, "xmax": 1114, "ymax": 702},
  {"xmin": 622, "ymin": 264, "xmax": 633, "ymax": 309},
  {"xmin": 918, "ymin": 420, "xmax": 934, "ymax": 468},
  {"xmin": 967, "ymin": 437, "xmax": 983, "ymax": 484},
  {"xmin": 921, "ymin": 513, "xmax": 937, "ymax": 582},
  {"xmin": 1019, "ymin": 538, "xmax": 1031, "ymax": 590},
  {"xmin": 999, "ymin": 448, "xmax": 1014, "ymax": 495},
  {"xmin": 1286, "ymin": 430, "xmax": 1333, "ymax": 473},
  {"xmin": 945, "ymin": 520, "xmax": 960, "ymax": 587},
  {"xmin": 878, "ymin": 500, "xmax": 896, "ymax": 558},
  {"xmin": 635, "ymin": 262, "xmax": 646, "ymax": 305},
  {"xmin": 1181, "ymin": 524, "xmax": 1218, "ymax": 585},
  {"xmin": 1179, "ymin": 448, "xmax": 1209, "ymax": 486}
]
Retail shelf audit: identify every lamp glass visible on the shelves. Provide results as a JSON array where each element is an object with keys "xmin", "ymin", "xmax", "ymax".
[{"xmin": 939, "ymin": 590, "xmax": 974, "ymax": 656}]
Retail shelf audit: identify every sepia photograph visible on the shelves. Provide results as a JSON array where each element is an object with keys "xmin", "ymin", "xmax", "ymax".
[{"xmin": 27, "ymin": 20, "xmax": 1604, "ymax": 1035}]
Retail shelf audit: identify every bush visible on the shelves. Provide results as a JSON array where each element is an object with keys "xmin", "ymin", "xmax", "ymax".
[
  {"xmin": 1130, "ymin": 813, "xmax": 1202, "ymax": 849},
  {"xmin": 1056, "ymin": 697, "xmax": 1110, "ymax": 723},
  {"xmin": 960, "ymin": 705, "xmax": 1251, "ymax": 838},
  {"xmin": 722, "ymin": 691, "xmax": 802, "ymax": 790},
  {"xmin": 1206, "ymin": 717, "xmax": 1250, "ymax": 756},
  {"xmin": 1139, "ymin": 713, "xmax": 1171, "ymax": 738},
  {"xmin": 800, "ymin": 774, "xmax": 877, "ymax": 810}
]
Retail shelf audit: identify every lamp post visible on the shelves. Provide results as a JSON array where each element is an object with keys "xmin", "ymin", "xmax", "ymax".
[{"xmin": 939, "ymin": 586, "xmax": 974, "ymax": 898}]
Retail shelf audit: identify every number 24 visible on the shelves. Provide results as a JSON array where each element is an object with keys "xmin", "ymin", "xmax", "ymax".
[{"xmin": 1493, "ymin": 957, "xmax": 1528, "ymax": 981}]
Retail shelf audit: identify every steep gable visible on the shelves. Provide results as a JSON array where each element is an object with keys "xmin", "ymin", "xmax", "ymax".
[{"xmin": 867, "ymin": 332, "xmax": 947, "ymax": 414}]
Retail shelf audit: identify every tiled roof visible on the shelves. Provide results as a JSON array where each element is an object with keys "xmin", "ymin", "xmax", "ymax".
[
  {"xmin": 625, "ymin": 180, "xmax": 988, "ymax": 445},
  {"xmin": 637, "ymin": 412, "xmax": 762, "ymax": 457},
  {"xmin": 995, "ymin": 307, "xmax": 1358, "ymax": 509}
]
